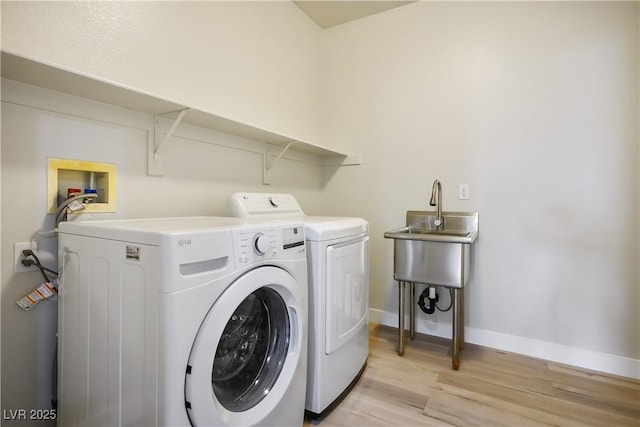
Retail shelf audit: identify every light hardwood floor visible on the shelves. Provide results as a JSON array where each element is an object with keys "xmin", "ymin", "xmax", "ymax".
[{"xmin": 304, "ymin": 324, "xmax": 640, "ymax": 426}]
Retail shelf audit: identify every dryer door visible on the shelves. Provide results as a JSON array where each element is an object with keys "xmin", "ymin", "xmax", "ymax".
[
  {"xmin": 185, "ymin": 266, "xmax": 304, "ymax": 426},
  {"xmin": 325, "ymin": 236, "xmax": 370, "ymax": 355}
]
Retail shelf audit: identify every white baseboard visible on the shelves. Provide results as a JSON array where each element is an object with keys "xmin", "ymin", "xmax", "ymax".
[{"xmin": 369, "ymin": 308, "xmax": 640, "ymax": 380}]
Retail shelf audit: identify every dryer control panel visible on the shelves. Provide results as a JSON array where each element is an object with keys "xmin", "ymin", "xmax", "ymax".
[
  {"xmin": 232, "ymin": 224, "xmax": 305, "ymax": 266},
  {"xmin": 228, "ymin": 192, "xmax": 304, "ymax": 218}
]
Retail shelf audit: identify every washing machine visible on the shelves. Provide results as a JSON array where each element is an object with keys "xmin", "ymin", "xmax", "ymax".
[
  {"xmin": 57, "ymin": 216, "xmax": 307, "ymax": 426},
  {"xmin": 228, "ymin": 193, "xmax": 369, "ymax": 417}
]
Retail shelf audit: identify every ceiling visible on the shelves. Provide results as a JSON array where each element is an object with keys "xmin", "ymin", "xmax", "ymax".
[{"xmin": 293, "ymin": 1, "xmax": 415, "ymax": 29}]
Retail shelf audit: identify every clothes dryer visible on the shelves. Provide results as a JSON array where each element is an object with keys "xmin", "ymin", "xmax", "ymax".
[
  {"xmin": 58, "ymin": 216, "xmax": 307, "ymax": 426},
  {"xmin": 228, "ymin": 193, "xmax": 369, "ymax": 417}
]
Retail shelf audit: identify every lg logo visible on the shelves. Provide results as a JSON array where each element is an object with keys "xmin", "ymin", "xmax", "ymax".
[{"xmin": 178, "ymin": 238, "xmax": 192, "ymax": 246}]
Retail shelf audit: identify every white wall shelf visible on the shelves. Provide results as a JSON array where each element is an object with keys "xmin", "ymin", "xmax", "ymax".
[{"xmin": 1, "ymin": 51, "xmax": 361, "ymax": 182}]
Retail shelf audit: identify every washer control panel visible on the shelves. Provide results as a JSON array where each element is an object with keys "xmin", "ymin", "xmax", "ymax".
[{"xmin": 233, "ymin": 224, "xmax": 305, "ymax": 265}]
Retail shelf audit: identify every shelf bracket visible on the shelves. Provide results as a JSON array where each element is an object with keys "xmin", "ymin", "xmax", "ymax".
[
  {"xmin": 263, "ymin": 141, "xmax": 295, "ymax": 185},
  {"xmin": 155, "ymin": 108, "xmax": 189, "ymax": 156},
  {"xmin": 149, "ymin": 108, "xmax": 189, "ymax": 176},
  {"xmin": 267, "ymin": 141, "xmax": 295, "ymax": 171}
]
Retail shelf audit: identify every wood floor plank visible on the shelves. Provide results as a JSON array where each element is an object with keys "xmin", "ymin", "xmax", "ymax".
[
  {"xmin": 423, "ymin": 382, "xmax": 560, "ymax": 426},
  {"xmin": 453, "ymin": 356, "xmax": 556, "ymax": 397},
  {"xmin": 437, "ymin": 369, "xmax": 637, "ymax": 426},
  {"xmin": 305, "ymin": 324, "xmax": 640, "ymax": 427},
  {"xmin": 552, "ymin": 383, "xmax": 640, "ymax": 420},
  {"xmin": 311, "ymin": 377, "xmax": 445, "ymax": 427}
]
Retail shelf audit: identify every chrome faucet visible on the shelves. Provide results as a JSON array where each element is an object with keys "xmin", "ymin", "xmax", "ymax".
[{"xmin": 429, "ymin": 179, "xmax": 443, "ymax": 229}]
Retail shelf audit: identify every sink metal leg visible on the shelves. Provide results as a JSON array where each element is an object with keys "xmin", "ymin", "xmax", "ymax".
[
  {"xmin": 460, "ymin": 287, "xmax": 465, "ymax": 352},
  {"xmin": 398, "ymin": 281, "xmax": 405, "ymax": 356},
  {"xmin": 409, "ymin": 282, "xmax": 416, "ymax": 340},
  {"xmin": 454, "ymin": 245, "xmax": 467, "ymax": 352},
  {"xmin": 452, "ymin": 288, "xmax": 462, "ymax": 370}
]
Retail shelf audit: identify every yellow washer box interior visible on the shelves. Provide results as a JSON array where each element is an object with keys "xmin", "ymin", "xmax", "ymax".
[{"xmin": 47, "ymin": 158, "xmax": 116, "ymax": 214}]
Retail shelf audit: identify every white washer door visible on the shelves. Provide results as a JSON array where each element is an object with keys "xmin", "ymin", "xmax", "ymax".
[{"xmin": 185, "ymin": 266, "xmax": 304, "ymax": 426}]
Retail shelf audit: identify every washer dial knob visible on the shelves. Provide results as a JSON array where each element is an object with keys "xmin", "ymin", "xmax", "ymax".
[{"xmin": 253, "ymin": 233, "xmax": 270, "ymax": 255}]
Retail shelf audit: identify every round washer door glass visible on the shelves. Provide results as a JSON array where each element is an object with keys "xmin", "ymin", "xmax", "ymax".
[
  {"xmin": 212, "ymin": 287, "xmax": 290, "ymax": 412},
  {"xmin": 185, "ymin": 266, "xmax": 304, "ymax": 425}
]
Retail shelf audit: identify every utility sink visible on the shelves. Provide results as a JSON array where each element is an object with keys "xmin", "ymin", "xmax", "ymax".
[
  {"xmin": 384, "ymin": 200, "xmax": 479, "ymax": 369},
  {"xmin": 384, "ymin": 211, "xmax": 478, "ymax": 288}
]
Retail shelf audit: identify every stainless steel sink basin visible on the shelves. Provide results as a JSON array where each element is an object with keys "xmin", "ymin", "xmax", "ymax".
[{"xmin": 384, "ymin": 211, "xmax": 478, "ymax": 288}]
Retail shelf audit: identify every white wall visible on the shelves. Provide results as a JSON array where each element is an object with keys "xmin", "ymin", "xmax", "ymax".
[
  {"xmin": 1, "ymin": 1, "xmax": 324, "ymax": 419},
  {"xmin": 1, "ymin": 1, "xmax": 322, "ymax": 143},
  {"xmin": 321, "ymin": 1, "xmax": 639, "ymax": 376}
]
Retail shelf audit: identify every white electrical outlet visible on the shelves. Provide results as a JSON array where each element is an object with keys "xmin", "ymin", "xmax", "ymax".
[
  {"xmin": 14, "ymin": 242, "xmax": 38, "ymax": 273},
  {"xmin": 459, "ymin": 184, "xmax": 470, "ymax": 200}
]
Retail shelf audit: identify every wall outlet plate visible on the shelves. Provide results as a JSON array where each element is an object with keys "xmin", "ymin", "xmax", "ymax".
[
  {"xmin": 459, "ymin": 184, "xmax": 470, "ymax": 200},
  {"xmin": 14, "ymin": 242, "xmax": 39, "ymax": 273}
]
